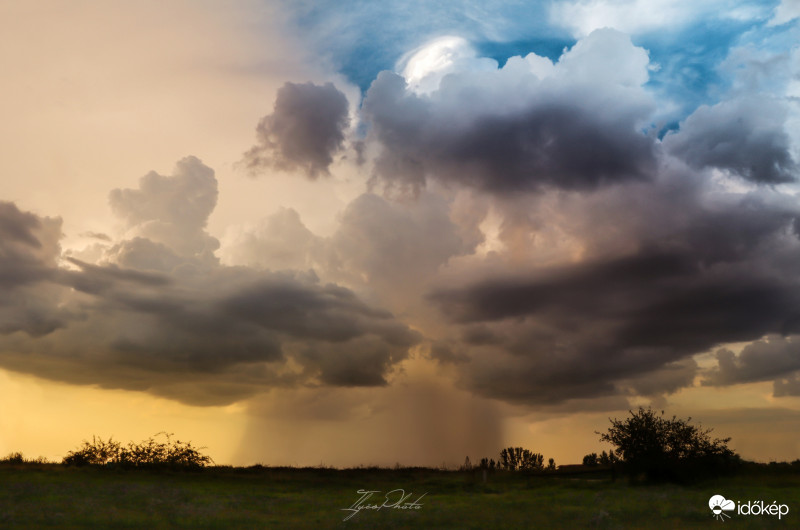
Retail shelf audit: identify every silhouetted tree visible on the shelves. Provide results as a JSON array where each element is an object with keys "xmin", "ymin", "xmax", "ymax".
[
  {"xmin": 598, "ymin": 450, "xmax": 617, "ymax": 466},
  {"xmin": 547, "ymin": 457, "xmax": 556, "ymax": 470},
  {"xmin": 583, "ymin": 453, "xmax": 599, "ymax": 466},
  {"xmin": 499, "ymin": 447, "xmax": 544, "ymax": 471},
  {"xmin": 598, "ymin": 407, "xmax": 739, "ymax": 482}
]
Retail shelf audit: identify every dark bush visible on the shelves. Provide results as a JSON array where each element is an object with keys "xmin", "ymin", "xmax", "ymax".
[
  {"xmin": 1, "ymin": 452, "xmax": 25, "ymax": 464},
  {"xmin": 63, "ymin": 432, "xmax": 212, "ymax": 469}
]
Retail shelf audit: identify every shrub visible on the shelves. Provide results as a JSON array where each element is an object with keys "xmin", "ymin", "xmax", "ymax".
[
  {"xmin": 63, "ymin": 432, "xmax": 212, "ymax": 469},
  {"xmin": 1, "ymin": 452, "xmax": 25, "ymax": 464}
]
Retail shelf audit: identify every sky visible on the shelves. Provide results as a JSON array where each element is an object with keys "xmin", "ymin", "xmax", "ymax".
[{"xmin": 1, "ymin": 0, "xmax": 800, "ymax": 467}]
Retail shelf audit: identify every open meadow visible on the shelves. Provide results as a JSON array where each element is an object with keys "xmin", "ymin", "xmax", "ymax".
[{"xmin": 1, "ymin": 464, "xmax": 799, "ymax": 529}]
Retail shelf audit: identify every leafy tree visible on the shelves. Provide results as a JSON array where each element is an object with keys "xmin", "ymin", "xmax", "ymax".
[
  {"xmin": 547, "ymin": 457, "xmax": 556, "ymax": 471},
  {"xmin": 499, "ymin": 447, "xmax": 544, "ymax": 471},
  {"xmin": 582, "ymin": 453, "xmax": 599, "ymax": 466},
  {"xmin": 598, "ymin": 407, "xmax": 739, "ymax": 482}
]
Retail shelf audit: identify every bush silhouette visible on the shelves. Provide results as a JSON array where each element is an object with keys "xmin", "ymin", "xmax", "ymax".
[
  {"xmin": 1, "ymin": 452, "xmax": 25, "ymax": 464},
  {"xmin": 63, "ymin": 432, "xmax": 212, "ymax": 469},
  {"xmin": 598, "ymin": 407, "xmax": 739, "ymax": 482},
  {"xmin": 0, "ymin": 452, "xmax": 48, "ymax": 465}
]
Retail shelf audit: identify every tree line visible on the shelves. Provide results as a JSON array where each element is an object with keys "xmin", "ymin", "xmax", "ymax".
[
  {"xmin": 464, "ymin": 407, "xmax": 741, "ymax": 483},
  {"xmin": 0, "ymin": 408, "xmax": 758, "ymax": 482}
]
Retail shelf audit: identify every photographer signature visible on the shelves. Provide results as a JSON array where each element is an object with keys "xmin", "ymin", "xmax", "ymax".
[{"xmin": 341, "ymin": 489, "xmax": 427, "ymax": 521}]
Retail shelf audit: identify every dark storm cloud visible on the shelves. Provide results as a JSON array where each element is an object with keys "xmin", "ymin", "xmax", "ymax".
[
  {"xmin": 362, "ymin": 71, "xmax": 656, "ymax": 194},
  {"xmin": 428, "ymin": 184, "xmax": 800, "ymax": 405},
  {"xmin": 0, "ymin": 201, "xmax": 69, "ymax": 337},
  {"xmin": 243, "ymin": 81, "xmax": 350, "ymax": 178},
  {"xmin": 0, "ymin": 201, "xmax": 60, "ymax": 287},
  {"xmin": 663, "ymin": 97, "xmax": 798, "ymax": 184}
]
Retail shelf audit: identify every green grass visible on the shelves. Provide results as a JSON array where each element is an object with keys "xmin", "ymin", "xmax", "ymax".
[{"xmin": 1, "ymin": 464, "xmax": 799, "ymax": 528}]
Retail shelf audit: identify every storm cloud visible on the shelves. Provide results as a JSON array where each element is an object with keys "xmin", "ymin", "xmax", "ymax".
[
  {"xmin": 663, "ymin": 97, "xmax": 798, "ymax": 184},
  {"xmin": 0, "ymin": 202, "xmax": 69, "ymax": 337},
  {"xmin": 427, "ymin": 175, "xmax": 800, "ymax": 405},
  {"xmin": 243, "ymin": 81, "xmax": 350, "ymax": 178}
]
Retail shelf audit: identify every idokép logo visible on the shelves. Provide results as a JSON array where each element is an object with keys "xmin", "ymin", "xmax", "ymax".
[{"xmin": 708, "ymin": 494, "xmax": 789, "ymax": 522}]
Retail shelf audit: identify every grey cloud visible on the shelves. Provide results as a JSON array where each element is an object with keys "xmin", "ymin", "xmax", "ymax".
[
  {"xmin": 80, "ymin": 231, "xmax": 112, "ymax": 242},
  {"xmin": 0, "ymin": 159, "xmax": 421, "ymax": 406},
  {"xmin": 222, "ymin": 207, "xmax": 323, "ymax": 271},
  {"xmin": 427, "ymin": 182, "xmax": 800, "ymax": 405},
  {"xmin": 774, "ymin": 373, "xmax": 800, "ymax": 397},
  {"xmin": 0, "ymin": 201, "xmax": 62, "ymax": 288},
  {"xmin": 621, "ymin": 358, "xmax": 698, "ymax": 397},
  {"xmin": 291, "ymin": 334, "xmax": 410, "ymax": 387},
  {"xmin": 428, "ymin": 341, "xmax": 470, "ymax": 365},
  {"xmin": 362, "ymin": 71, "xmax": 656, "ymax": 194},
  {"xmin": 328, "ymin": 192, "xmax": 470, "ymax": 297},
  {"xmin": 663, "ymin": 97, "xmax": 798, "ymax": 184},
  {"xmin": 0, "ymin": 202, "xmax": 69, "ymax": 336},
  {"xmin": 703, "ymin": 335, "xmax": 800, "ymax": 388},
  {"xmin": 361, "ymin": 29, "xmax": 657, "ymax": 195},
  {"xmin": 1, "ymin": 256, "xmax": 420, "ymax": 405},
  {"xmin": 243, "ymin": 81, "xmax": 350, "ymax": 178}
]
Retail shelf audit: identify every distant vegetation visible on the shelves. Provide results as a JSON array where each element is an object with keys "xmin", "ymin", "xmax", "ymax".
[
  {"xmin": 0, "ymin": 452, "xmax": 48, "ymax": 465},
  {"xmin": 62, "ymin": 432, "xmax": 212, "ymax": 469},
  {"xmin": 0, "ymin": 409, "xmax": 794, "ymax": 486}
]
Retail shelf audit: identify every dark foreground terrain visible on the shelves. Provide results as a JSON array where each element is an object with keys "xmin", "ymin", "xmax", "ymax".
[{"xmin": 1, "ymin": 464, "xmax": 798, "ymax": 528}]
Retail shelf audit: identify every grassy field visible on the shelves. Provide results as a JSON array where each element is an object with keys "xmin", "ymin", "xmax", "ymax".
[{"xmin": 1, "ymin": 464, "xmax": 799, "ymax": 528}]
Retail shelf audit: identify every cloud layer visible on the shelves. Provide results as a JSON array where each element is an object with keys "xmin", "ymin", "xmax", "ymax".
[
  {"xmin": 2, "ymin": 14, "xmax": 799, "ymax": 418},
  {"xmin": 0, "ymin": 158, "xmax": 419, "ymax": 405}
]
